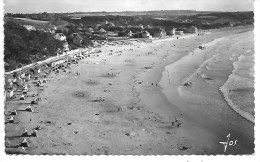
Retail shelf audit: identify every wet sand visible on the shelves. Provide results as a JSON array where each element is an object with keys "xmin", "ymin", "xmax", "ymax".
[{"xmin": 4, "ymin": 26, "xmax": 254, "ymax": 155}]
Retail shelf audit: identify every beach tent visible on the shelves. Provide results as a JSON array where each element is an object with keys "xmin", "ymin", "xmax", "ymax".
[
  {"xmin": 10, "ymin": 109, "xmax": 17, "ymax": 115},
  {"xmin": 20, "ymin": 95, "xmax": 25, "ymax": 100},
  {"xmin": 25, "ymin": 73, "xmax": 30, "ymax": 82},
  {"xmin": 22, "ymin": 85, "xmax": 28, "ymax": 92},
  {"xmin": 21, "ymin": 129, "xmax": 29, "ymax": 137},
  {"xmin": 31, "ymin": 130, "xmax": 37, "ymax": 137},
  {"xmin": 6, "ymin": 88, "xmax": 14, "ymax": 99},
  {"xmin": 31, "ymin": 99, "xmax": 36, "ymax": 104},
  {"xmin": 21, "ymin": 138, "xmax": 29, "ymax": 147},
  {"xmin": 8, "ymin": 116, "xmax": 14, "ymax": 123}
]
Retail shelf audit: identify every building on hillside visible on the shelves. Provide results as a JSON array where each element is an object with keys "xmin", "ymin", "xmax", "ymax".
[
  {"xmin": 154, "ymin": 28, "xmax": 166, "ymax": 38},
  {"xmin": 63, "ymin": 41, "xmax": 69, "ymax": 51},
  {"xmin": 142, "ymin": 31, "xmax": 152, "ymax": 39},
  {"xmin": 175, "ymin": 31, "xmax": 184, "ymax": 35},
  {"xmin": 186, "ymin": 26, "xmax": 198, "ymax": 33},
  {"xmin": 95, "ymin": 24, "xmax": 101, "ymax": 31},
  {"xmin": 99, "ymin": 28, "xmax": 107, "ymax": 35},
  {"xmin": 54, "ymin": 33, "xmax": 66, "ymax": 41},
  {"xmin": 166, "ymin": 27, "xmax": 177, "ymax": 35},
  {"xmin": 128, "ymin": 30, "xmax": 133, "ymax": 37},
  {"xmin": 139, "ymin": 24, "xmax": 144, "ymax": 29},
  {"xmin": 86, "ymin": 28, "xmax": 94, "ymax": 33},
  {"xmin": 23, "ymin": 25, "xmax": 36, "ymax": 31},
  {"xmin": 73, "ymin": 34, "xmax": 84, "ymax": 46}
]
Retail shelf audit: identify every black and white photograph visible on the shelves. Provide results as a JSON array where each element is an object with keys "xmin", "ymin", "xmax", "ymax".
[{"xmin": 0, "ymin": 0, "xmax": 259, "ymax": 161}]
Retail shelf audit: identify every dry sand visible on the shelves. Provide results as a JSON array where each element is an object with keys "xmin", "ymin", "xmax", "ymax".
[{"xmin": 4, "ymin": 25, "xmax": 254, "ymax": 155}]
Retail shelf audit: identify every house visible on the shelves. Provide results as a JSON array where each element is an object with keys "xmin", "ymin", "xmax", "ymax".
[
  {"xmin": 95, "ymin": 24, "xmax": 101, "ymax": 30},
  {"xmin": 142, "ymin": 31, "xmax": 152, "ymax": 39},
  {"xmin": 108, "ymin": 22, "xmax": 115, "ymax": 27},
  {"xmin": 154, "ymin": 28, "xmax": 166, "ymax": 38},
  {"xmin": 186, "ymin": 26, "xmax": 198, "ymax": 33},
  {"xmin": 166, "ymin": 27, "xmax": 177, "ymax": 35},
  {"xmin": 175, "ymin": 31, "xmax": 184, "ymax": 35},
  {"xmin": 146, "ymin": 25, "xmax": 152, "ymax": 29},
  {"xmin": 86, "ymin": 28, "xmax": 94, "ymax": 33},
  {"xmin": 128, "ymin": 30, "xmax": 133, "ymax": 37},
  {"xmin": 23, "ymin": 25, "xmax": 36, "ymax": 31},
  {"xmin": 99, "ymin": 28, "xmax": 106, "ymax": 35},
  {"xmin": 73, "ymin": 34, "xmax": 84, "ymax": 46},
  {"xmin": 63, "ymin": 42, "xmax": 69, "ymax": 51},
  {"xmin": 139, "ymin": 24, "xmax": 144, "ymax": 29},
  {"xmin": 107, "ymin": 31, "xmax": 118, "ymax": 37},
  {"xmin": 54, "ymin": 33, "xmax": 66, "ymax": 41}
]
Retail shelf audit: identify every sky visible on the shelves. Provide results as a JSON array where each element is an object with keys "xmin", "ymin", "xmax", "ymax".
[{"xmin": 3, "ymin": 0, "xmax": 255, "ymax": 13}]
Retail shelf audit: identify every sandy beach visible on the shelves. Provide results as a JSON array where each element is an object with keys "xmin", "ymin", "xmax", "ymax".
[{"xmin": 5, "ymin": 25, "xmax": 254, "ymax": 155}]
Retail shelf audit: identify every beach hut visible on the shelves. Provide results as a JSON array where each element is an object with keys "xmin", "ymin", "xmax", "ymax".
[
  {"xmin": 6, "ymin": 88, "xmax": 14, "ymax": 99},
  {"xmin": 25, "ymin": 73, "xmax": 30, "ymax": 82}
]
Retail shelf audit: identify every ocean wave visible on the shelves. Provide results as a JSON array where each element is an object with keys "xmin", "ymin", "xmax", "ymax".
[{"xmin": 220, "ymin": 54, "xmax": 255, "ymax": 123}]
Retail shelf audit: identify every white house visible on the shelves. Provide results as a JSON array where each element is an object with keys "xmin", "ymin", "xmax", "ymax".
[
  {"xmin": 63, "ymin": 42, "xmax": 69, "ymax": 51},
  {"xmin": 54, "ymin": 33, "xmax": 66, "ymax": 41},
  {"xmin": 142, "ymin": 31, "xmax": 152, "ymax": 39},
  {"xmin": 23, "ymin": 25, "xmax": 36, "ymax": 31},
  {"xmin": 175, "ymin": 31, "xmax": 184, "ymax": 35}
]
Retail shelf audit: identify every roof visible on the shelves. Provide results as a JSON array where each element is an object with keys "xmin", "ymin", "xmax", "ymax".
[
  {"xmin": 74, "ymin": 34, "xmax": 83, "ymax": 40},
  {"xmin": 142, "ymin": 31, "xmax": 150, "ymax": 34},
  {"xmin": 56, "ymin": 33, "xmax": 66, "ymax": 37},
  {"xmin": 99, "ymin": 28, "xmax": 106, "ymax": 33}
]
